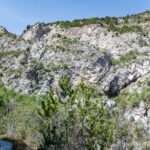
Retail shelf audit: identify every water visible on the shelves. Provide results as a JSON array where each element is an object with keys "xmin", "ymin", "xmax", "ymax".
[{"xmin": 0, "ymin": 140, "xmax": 12, "ymax": 150}]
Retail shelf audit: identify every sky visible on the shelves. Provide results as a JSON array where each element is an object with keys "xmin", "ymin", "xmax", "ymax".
[{"xmin": 0, "ymin": 0, "xmax": 150, "ymax": 35}]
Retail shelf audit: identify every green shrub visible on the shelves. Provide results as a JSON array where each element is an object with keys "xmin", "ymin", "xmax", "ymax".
[
  {"xmin": 107, "ymin": 24, "xmax": 144, "ymax": 34},
  {"xmin": 111, "ymin": 51, "xmax": 138, "ymax": 65},
  {"xmin": 118, "ymin": 126, "xmax": 128, "ymax": 138},
  {"xmin": 101, "ymin": 16, "xmax": 118, "ymax": 25},
  {"xmin": 0, "ymin": 51, "xmax": 22, "ymax": 59},
  {"xmin": 135, "ymin": 126, "xmax": 143, "ymax": 140},
  {"xmin": 129, "ymin": 93, "xmax": 140, "ymax": 107},
  {"xmin": 38, "ymin": 76, "xmax": 116, "ymax": 150},
  {"xmin": 48, "ymin": 17, "xmax": 102, "ymax": 28},
  {"xmin": 116, "ymin": 86, "xmax": 150, "ymax": 110},
  {"xmin": 2, "ymin": 73, "xmax": 150, "ymax": 149},
  {"xmin": 48, "ymin": 16, "xmax": 119, "ymax": 28},
  {"xmin": 2, "ymin": 100, "xmax": 40, "ymax": 143},
  {"xmin": 55, "ymin": 45, "xmax": 69, "ymax": 52},
  {"xmin": 26, "ymin": 25, "xmax": 31, "ymax": 30},
  {"xmin": 0, "ymin": 32, "xmax": 17, "ymax": 39},
  {"xmin": 0, "ymin": 82, "xmax": 39, "ymax": 145},
  {"xmin": 128, "ymin": 144, "xmax": 134, "ymax": 150},
  {"xmin": 142, "ymin": 144, "xmax": 150, "ymax": 150},
  {"xmin": 138, "ymin": 38, "xmax": 148, "ymax": 47}
]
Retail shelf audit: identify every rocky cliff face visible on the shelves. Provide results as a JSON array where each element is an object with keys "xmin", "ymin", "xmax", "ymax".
[{"xmin": 0, "ymin": 11, "xmax": 150, "ymax": 149}]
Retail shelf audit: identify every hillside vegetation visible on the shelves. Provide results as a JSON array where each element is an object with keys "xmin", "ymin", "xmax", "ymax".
[{"xmin": 0, "ymin": 11, "xmax": 150, "ymax": 150}]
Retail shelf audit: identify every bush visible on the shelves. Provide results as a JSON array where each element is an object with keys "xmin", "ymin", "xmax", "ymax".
[
  {"xmin": 38, "ymin": 76, "xmax": 116, "ymax": 150},
  {"xmin": 26, "ymin": 25, "xmax": 31, "ymax": 30},
  {"xmin": 0, "ymin": 32, "xmax": 17, "ymax": 39},
  {"xmin": 0, "ymin": 51, "xmax": 22, "ymax": 59},
  {"xmin": 111, "ymin": 51, "xmax": 138, "ymax": 65},
  {"xmin": 138, "ymin": 39, "xmax": 148, "ymax": 47},
  {"xmin": 0, "ymin": 82, "xmax": 40, "ymax": 145},
  {"xmin": 48, "ymin": 17, "xmax": 102, "ymax": 28},
  {"xmin": 2, "ymin": 74, "xmax": 148, "ymax": 149},
  {"xmin": 102, "ymin": 16, "xmax": 118, "ymax": 25},
  {"xmin": 107, "ymin": 24, "xmax": 144, "ymax": 34}
]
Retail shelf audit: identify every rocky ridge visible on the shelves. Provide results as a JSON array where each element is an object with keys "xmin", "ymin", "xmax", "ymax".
[{"xmin": 0, "ymin": 11, "xmax": 150, "ymax": 149}]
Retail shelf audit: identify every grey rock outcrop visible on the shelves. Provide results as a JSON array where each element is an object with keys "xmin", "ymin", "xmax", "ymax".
[
  {"xmin": 102, "ymin": 60, "xmax": 150, "ymax": 96},
  {"xmin": 22, "ymin": 23, "xmax": 49, "ymax": 41},
  {"xmin": 0, "ymin": 11, "xmax": 150, "ymax": 149}
]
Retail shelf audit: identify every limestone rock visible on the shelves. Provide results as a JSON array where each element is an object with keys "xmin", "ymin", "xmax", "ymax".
[{"xmin": 22, "ymin": 23, "xmax": 49, "ymax": 41}]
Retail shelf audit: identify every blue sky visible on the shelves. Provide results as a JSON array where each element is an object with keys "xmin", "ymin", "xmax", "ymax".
[{"xmin": 0, "ymin": 0, "xmax": 150, "ymax": 35}]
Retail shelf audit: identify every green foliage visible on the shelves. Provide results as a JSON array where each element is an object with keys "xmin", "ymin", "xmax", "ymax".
[
  {"xmin": 58, "ymin": 74, "xmax": 72, "ymax": 96},
  {"xmin": 135, "ymin": 126, "xmax": 143, "ymax": 140},
  {"xmin": 0, "ymin": 32, "xmax": 17, "ymax": 39},
  {"xmin": 38, "ymin": 75, "xmax": 116, "ymax": 150},
  {"xmin": 0, "ymin": 82, "xmax": 39, "ymax": 145},
  {"xmin": 128, "ymin": 144, "xmax": 134, "ymax": 150},
  {"xmin": 101, "ymin": 16, "xmax": 118, "ymax": 25},
  {"xmin": 138, "ymin": 38, "xmax": 148, "ymax": 47},
  {"xmin": 38, "ymin": 93, "xmax": 59, "ymax": 119},
  {"xmin": 26, "ymin": 25, "xmax": 31, "ymax": 30},
  {"xmin": 0, "ymin": 82, "xmax": 31, "ymax": 108},
  {"xmin": 124, "ymin": 17, "xmax": 128, "ymax": 23},
  {"xmin": 2, "ymin": 100, "xmax": 39, "ymax": 142},
  {"xmin": 0, "ymin": 51, "xmax": 22, "ymax": 59},
  {"xmin": 140, "ymin": 88, "xmax": 150, "ymax": 102},
  {"xmin": 142, "ymin": 144, "xmax": 150, "ymax": 150},
  {"xmin": 55, "ymin": 45, "xmax": 69, "ymax": 52},
  {"xmin": 49, "ymin": 17, "xmax": 102, "ymax": 28},
  {"xmin": 38, "ymin": 93, "xmax": 62, "ymax": 150},
  {"xmin": 2, "ymin": 74, "xmax": 150, "ymax": 149},
  {"xmin": 48, "ymin": 16, "xmax": 119, "ymax": 28},
  {"xmin": 144, "ymin": 17, "xmax": 150, "ymax": 22},
  {"xmin": 53, "ymin": 64, "xmax": 69, "ymax": 72},
  {"xmin": 129, "ymin": 92, "xmax": 140, "ymax": 107},
  {"xmin": 115, "ymin": 87, "xmax": 150, "ymax": 109},
  {"xmin": 62, "ymin": 36, "xmax": 79, "ymax": 45},
  {"xmin": 118, "ymin": 126, "xmax": 128, "ymax": 138},
  {"xmin": 111, "ymin": 51, "xmax": 138, "ymax": 65},
  {"xmin": 108, "ymin": 24, "xmax": 144, "ymax": 34}
]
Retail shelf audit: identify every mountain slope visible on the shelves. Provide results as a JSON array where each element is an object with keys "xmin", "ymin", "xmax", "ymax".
[{"xmin": 0, "ymin": 11, "xmax": 150, "ymax": 149}]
